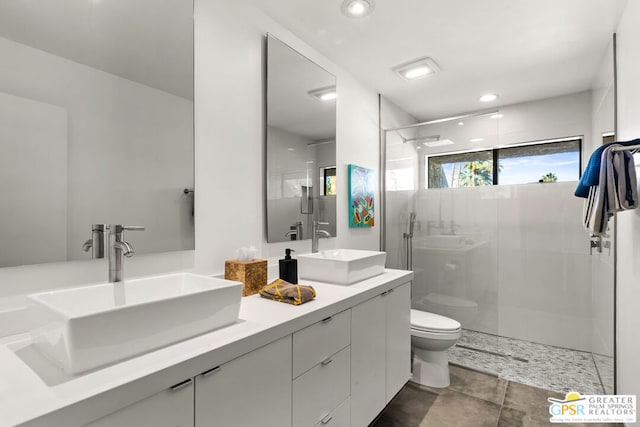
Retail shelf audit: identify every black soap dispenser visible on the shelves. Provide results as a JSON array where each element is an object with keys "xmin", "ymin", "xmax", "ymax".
[{"xmin": 279, "ymin": 248, "xmax": 298, "ymax": 284}]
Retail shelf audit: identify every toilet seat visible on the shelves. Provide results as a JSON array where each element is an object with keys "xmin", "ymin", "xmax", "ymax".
[{"xmin": 410, "ymin": 309, "xmax": 461, "ymax": 333}]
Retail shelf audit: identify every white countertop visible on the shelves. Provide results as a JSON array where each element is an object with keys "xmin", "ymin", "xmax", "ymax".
[{"xmin": 0, "ymin": 269, "xmax": 413, "ymax": 427}]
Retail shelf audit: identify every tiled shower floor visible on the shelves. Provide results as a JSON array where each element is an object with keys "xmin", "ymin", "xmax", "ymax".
[{"xmin": 448, "ymin": 329, "xmax": 611, "ymax": 395}]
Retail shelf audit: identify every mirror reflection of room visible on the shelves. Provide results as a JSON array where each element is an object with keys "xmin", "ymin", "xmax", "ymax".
[
  {"xmin": 0, "ymin": 0, "xmax": 194, "ymax": 268},
  {"xmin": 266, "ymin": 35, "xmax": 337, "ymax": 243}
]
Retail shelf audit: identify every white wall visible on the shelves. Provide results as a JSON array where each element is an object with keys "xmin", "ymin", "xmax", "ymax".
[
  {"xmin": 0, "ymin": 36, "xmax": 194, "ymax": 265},
  {"xmin": 587, "ymin": 38, "xmax": 617, "ymax": 394},
  {"xmin": 496, "ymin": 182, "xmax": 591, "ymax": 350},
  {"xmin": 380, "ymin": 97, "xmax": 419, "ymax": 269},
  {"xmin": 590, "ymin": 38, "xmax": 616, "ymax": 360},
  {"xmin": 194, "ymin": 0, "xmax": 380, "ymax": 275},
  {"xmin": 614, "ymin": 0, "xmax": 640, "ymax": 411},
  {"xmin": 498, "ymin": 91, "xmax": 592, "ymax": 154},
  {"xmin": 413, "ymin": 91, "xmax": 592, "ymax": 162}
]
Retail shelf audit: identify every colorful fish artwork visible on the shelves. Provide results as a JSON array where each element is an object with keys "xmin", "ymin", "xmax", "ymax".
[{"xmin": 348, "ymin": 164, "xmax": 375, "ymax": 228}]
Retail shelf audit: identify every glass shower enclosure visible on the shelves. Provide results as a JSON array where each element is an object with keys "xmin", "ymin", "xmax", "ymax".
[{"xmin": 381, "ymin": 97, "xmax": 615, "ymax": 394}]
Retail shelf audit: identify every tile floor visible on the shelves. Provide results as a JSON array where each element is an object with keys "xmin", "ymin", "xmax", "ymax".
[
  {"xmin": 371, "ymin": 365, "xmax": 621, "ymax": 427},
  {"xmin": 448, "ymin": 329, "xmax": 612, "ymax": 395}
]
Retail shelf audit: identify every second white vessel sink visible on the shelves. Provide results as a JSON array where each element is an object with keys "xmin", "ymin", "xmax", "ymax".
[
  {"xmin": 28, "ymin": 273, "xmax": 242, "ymax": 374},
  {"xmin": 298, "ymin": 249, "xmax": 386, "ymax": 285}
]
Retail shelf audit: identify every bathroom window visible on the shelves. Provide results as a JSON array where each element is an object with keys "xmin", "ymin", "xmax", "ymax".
[
  {"xmin": 425, "ymin": 138, "xmax": 582, "ymax": 188},
  {"xmin": 321, "ymin": 167, "xmax": 336, "ymax": 196},
  {"xmin": 497, "ymin": 138, "xmax": 581, "ymax": 184},
  {"xmin": 426, "ymin": 150, "xmax": 494, "ymax": 189}
]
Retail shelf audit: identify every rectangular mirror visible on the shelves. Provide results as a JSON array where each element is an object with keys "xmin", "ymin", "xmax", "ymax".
[
  {"xmin": 266, "ymin": 35, "xmax": 337, "ymax": 243},
  {"xmin": 0, "ymin": 0, "xmax": 194, "ymax": 268}
]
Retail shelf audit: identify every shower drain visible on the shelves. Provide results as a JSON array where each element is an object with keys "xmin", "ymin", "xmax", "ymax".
[{"xmin": 455, "ymin": 344, "xmax": 529, "ymax": 363}]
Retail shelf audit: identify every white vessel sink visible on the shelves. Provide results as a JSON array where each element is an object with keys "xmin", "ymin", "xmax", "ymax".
[
  {"xmin": 298, "ymin": 249, "xmax": 386, "ymax": 285},
  {"xmin": 28, "ymin": 273, "xmax": 242, "ymax": 374}
]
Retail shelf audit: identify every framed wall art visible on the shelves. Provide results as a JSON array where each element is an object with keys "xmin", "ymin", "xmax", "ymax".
[{"xmin": 348, "ymin": 164, "xmax": 375, "ymax": 228}]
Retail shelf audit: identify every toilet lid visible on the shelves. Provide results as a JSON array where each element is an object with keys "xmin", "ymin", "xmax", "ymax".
[{"xmin": 411, "ymin": 309, "xmax": 461, "ymax": 332}]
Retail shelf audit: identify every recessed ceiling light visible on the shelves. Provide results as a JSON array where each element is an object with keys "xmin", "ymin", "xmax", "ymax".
[
  {"xmin": 470, "ymin": 138, "xmax": 484, "ymax": 143},
  {"xmin": 308, "ymin": 86, "xmax": 337, "ymax": 102},
  {"xmin": 480, "ymin": 93, "xmax": 498, "ymax": 102},
  {"xmin": 490, "ymin": 113, "xmax": 504, "ymax": 119},
  {"xmin": 341, "ymin": 0, "xmax": 375, "ymax": 18},
  {"xmin": 320, "ymin": 92, "xmax": 337, "ymax": 101},
  {"xmin": 287, "ymin": 148, "xmax": 295, "ymax": 152},
  {"xmin": 458, "ymin": 122, "xmax": 464, "ymax": 126},
  {"xmin": 393, "ymin": 57, "xmax": 440, "ymax": 81}
]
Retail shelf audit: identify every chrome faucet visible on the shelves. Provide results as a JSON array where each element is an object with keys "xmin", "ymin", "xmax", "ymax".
[
  {"xmin": 108, "ymin": 225, "xmax": 144, "ymax": 282},
  {"xmin": 312, "ymin": 221, "xmax": 331, "ymax": 253},
  {"xmin": 82, "ymin": 224, "xmax": 107, "ymax": 259},
  {"xmin": 285, "ymin": 221, "xmax": 303, "ymax": 240}
]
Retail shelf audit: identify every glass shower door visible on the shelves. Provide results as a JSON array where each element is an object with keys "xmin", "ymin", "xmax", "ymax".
[{"xmin": 384, "ymin": 113, "xmax": 500, "ymax": 335}]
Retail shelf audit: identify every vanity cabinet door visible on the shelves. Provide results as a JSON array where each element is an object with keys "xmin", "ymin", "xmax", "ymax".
[
  {"xmin": 385, "ymin": 282, "xmax": 412, "ymax": 402},
  {"xmin": 195, "ymin": 335, "xmax": 292, "ymax": 427},
  {"xmin": 84, "ymin": 379, "xmax": 194, "ymax": 427},
  {"xmin": 350, "ymin": 294, "xmax": 386, "ymax": 427},
  {"xmin": 351, "ymin": 281, "xmax": 412, "ymax": 426}
]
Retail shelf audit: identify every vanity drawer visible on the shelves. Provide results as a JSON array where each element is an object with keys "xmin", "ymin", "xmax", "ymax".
[
  {"xmin": 292, "ymin": 309, "xmax": 350, "ymax": 378},
  {"xmin": 292, "ymin": 346, "xmax": 351, "ymax": 427},
  {"xmin": 313, "ymin": 398, "xmax": 350, "ymax": 427}
]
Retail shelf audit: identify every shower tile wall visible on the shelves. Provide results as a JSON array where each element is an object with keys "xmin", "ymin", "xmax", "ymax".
[
  {"xmin": 413, "ymin": 181, "xmax": 593, "ymax": 352},
  {"xmin": 497, "ymin": 182, "xmax": 591, "ymax": 351}
]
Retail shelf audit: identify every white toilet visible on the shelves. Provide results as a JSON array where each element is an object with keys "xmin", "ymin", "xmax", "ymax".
[{"xmin": 410, "ymin": 309, "xmax": 462, "ymax": 388}]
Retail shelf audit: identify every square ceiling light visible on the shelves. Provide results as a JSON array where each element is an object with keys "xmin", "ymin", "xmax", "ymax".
[
  {"xmin": 423, "ymin": 139, "xmax": 454, "ymax": 147},
  {"xmin": 308, "ymin": 86, "xmax": 337, "ymax": 102},
  {"xmin": 393, "ymin": 57, "xmax": 440, "ymax": 81}
]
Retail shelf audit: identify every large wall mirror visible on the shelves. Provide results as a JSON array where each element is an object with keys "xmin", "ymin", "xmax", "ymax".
[
  {"xmin": 266, "ymin": 35, "xmax": 337, "ymax": 243},
  {"xmin": 0, "ymin": 0, "xmax": 194, "ymax": 268}
]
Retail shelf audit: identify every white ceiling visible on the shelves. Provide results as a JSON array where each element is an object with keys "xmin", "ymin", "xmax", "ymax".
[
  {"xmin": 0, "ymin": 0, "xmax": 193, "ymax": 100},
  {"xmin": 251, "ymin": 0, "xmax": 628, "ymax": 120}
]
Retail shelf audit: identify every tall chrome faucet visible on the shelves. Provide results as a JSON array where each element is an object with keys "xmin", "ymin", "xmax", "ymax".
[
  {"xmin": 108, "ymin": 225, "xmax": 144, "ymax": 282},
  {"xmin": 312, "ymin": 221, "xmax": 331, "ymax": 253}
]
